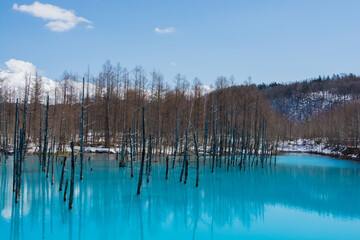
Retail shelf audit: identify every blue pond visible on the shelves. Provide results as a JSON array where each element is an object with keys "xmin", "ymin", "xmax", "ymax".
[{"xmin": 1, "ymin": 154, "xmax": 360, "ymax": 240}]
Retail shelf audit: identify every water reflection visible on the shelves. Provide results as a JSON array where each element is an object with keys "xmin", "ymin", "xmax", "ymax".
[{"xmin": 0, "ymin": 155, "xmax": 360, "ymax": 239}]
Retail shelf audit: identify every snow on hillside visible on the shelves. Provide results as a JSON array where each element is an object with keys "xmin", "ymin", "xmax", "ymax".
[
  {"xmin": 271, "ymin": 90, "xmax": 353, "ymax": 121},
  {"xmin": 0, "ymin": 59, "xmax": 56, "ymax": 93},
  {"xmin": 0, "ymin": 59, "xmax": 95, "ymax": 102}
]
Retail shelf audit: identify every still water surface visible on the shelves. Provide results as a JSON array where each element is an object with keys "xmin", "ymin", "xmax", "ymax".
[{"xmin": 0, "ymin": 154, "xmax": 360, "ymax": 240}]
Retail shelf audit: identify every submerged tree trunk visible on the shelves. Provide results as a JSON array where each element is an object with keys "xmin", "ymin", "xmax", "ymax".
[
  {"xmin": 15, "ymin": 93, "xmax": 29, "ymax": 204},
  {"xmin": 59, "ymin": 157, "xmax": 67, "ymax": 191},
  {"xmin": 4, "ymin": 118, "xmax": 8, "ymax": 162},
  {"xmin": 183, "ymin": 131, "xmax": 189, "ymax": 184},
  {"xmin": 13, "ymin": 100, "xmax": 18, "ymax": 192},
  {"xmin": 194, "ymin": 131, "xmax": 200, "ymax": 187},
  {"xmin": 159, "ymin": 116, "xmax": 164, "ymax": 162},
  {"xmin": 137, "ymin": 107, "xmax": 146, "ymax": 195},
  {"xmin": 129, "ymin": 128, "xmax": 134, "ymax": 177},
  {"xmin": 203, "ymin": 114, "xmax": 208, "ymax": 165},
  {"xmin": 172, "ymin": 115, "xmax": 179, "ymax": 169},
  {"xmin": 42, "ymin": 96, "xmax": 49, "ymax": 172},
  {"xmin": 165, "ymin": 156, "xmax": 169, "ymax": 180},
  {"xmin": 104, "ymin": 95, "xmax": 111, "ymax": 149},
  {"xmin": 69, "ymin": 141, "xmax": 75, "ymax": 209},
  {"xmin": 230, "ymin": 126, "xmax": 236, "ymax": 171},
  {"xmin": 274, "ymin": 133, "xmax": 279, "ymax": 166},
  {"xmin": 46, "ymin": 147, "xmax": 51, "ymax": 178},
  {"xmin": 211, "ymin": 107, "xmax": 216, "ymax": 173},
  {"xmin": 38, "ymin": 108, "xmax": 42, "ymax": 168},
  {"xmin": 51, "ymin": 136, "xmax": 55, "ymax": 185},
  {"xmin": 146, "ymin": 134, "xmax": 152, "ymax": 183},
  {"xmin": 80, "ymin": 77, "xmax": 85, "ymax": 180}
]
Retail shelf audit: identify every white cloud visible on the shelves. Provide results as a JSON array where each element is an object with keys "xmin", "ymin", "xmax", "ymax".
[
  {"xmin": 4, "ymin": 59, "xmax": 36, "ymax": 75},
  {"xmin": 0, "ymin": 59, "xmax": 36, "ymax": 89},
  {"xmin": 171, "ymin": 62, "xmax": 176, "ymax": 66},
  {"xmin": 0, "ymin": 59, "xmax": 97, "ymax": 102},
  {"xmin": 13, "ymin": 1, "xmax": 92, "ymax": 32},
  {"xmin": 0, "ymin": 59, "xmax": 55, "ymax": 95},
  {"xmin": 155, "ymin": 27, "xmax": 174, "ymax": 34}
]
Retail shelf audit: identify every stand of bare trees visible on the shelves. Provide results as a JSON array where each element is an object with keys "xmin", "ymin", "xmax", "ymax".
[{"xmin": 0, "ymin": 61, "xmax": 285, "ymax": 159}]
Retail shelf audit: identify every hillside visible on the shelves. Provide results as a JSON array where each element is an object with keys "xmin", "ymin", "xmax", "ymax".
[{"xmin": 259, "ymin": 74, "xmax": 360, "ymax": 121}]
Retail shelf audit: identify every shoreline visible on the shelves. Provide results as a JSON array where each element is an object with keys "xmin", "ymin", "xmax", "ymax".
[{"xmin": 280, "ymin": 139, "xmax": 360, "ymax": 163}]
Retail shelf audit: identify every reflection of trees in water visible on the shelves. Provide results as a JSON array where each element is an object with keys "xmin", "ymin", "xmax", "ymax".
[{"xmin": 1, "ymin": 156, "xmax": 360, "ymax": 239}]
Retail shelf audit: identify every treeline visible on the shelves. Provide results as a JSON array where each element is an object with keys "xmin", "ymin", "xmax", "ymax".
[
  {"xmin": 259, "ymin": 74, "xmax": 360, "ymax": 122},
  {"xmin": 294, "ymin": 101, "xmax": 360, "ymax": 147},
  {"xmin": 258, "ymin": 73, "xmax": 360, "ymax": 144},
  {"xmin": 1, "ymin": 61, "xmax": 359, "ymax": 150},
  {"xmin": 0, "ymin": 61, "xmax": 285, "ymax": 155},
  {"xmin": 259, "ymin": 73, "xmax": 360, "ymax": 98}
]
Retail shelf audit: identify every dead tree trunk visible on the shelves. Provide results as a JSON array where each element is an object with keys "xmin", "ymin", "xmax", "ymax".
[
  {"xmin": 69, "ymin": 141, "xmax": 75, "ymax": 210},
  {"xmin": 193, "ymin": 131, "xmax": 200, "ymax": 187},
  {"xmin": 137, "ymin": 107, "xmax": 146, "ymax": 195},
  {"xmin": 165, "ymin": 156, "xmax": 169, "ymax": 180},
  {"xmin": 59, "ymin": 157, "xmax": 67, "ymax": 191},
  {"xmin": 129, "ymin": 128, "xmax": 134, "ymax": 177},
  {"xmin": 203, "ymin": 114, "xmax": 208, "ymax": 165},
  {"xmin": 51, "ymin": 136, "xmax": 55, "ymax": 185},
  {"xmin": 80, "ymin": 77, "xmax": 85, "ymax": 180},
  {"xmin": 42, "ymin": 96, "xmax": 49, "ymax": 173},
  {"xmin": 13, "ymin": 100, "xmax": 18, "ymax": 192},
  {"xmin": 146, "ymin": 134, "xmax": 152, "ymax": 183},
  {"xmin": 172, "ymin": 115, "xmax": 179, "ymax": 169},
  {"xmin": 274, "ymin": 133, "xmax": 279, "ymax": 166},
  {"xmin": 183, "ymin": 131, "xmax": 189, "ymax": 184}
]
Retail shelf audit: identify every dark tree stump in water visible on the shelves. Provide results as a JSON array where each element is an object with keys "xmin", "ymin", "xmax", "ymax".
[
  {"xmin": 119, "ymin": 160, "xmax": 126, "ymax": 167},
  {"xmin": 165, "ymin": 156, "xmax": 169, "ymax": 180}
]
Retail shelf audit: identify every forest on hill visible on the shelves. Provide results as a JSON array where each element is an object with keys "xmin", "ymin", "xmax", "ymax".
[
  {"xmin": 0, "ymin": 61, "xmax": 359, "ymax": 155},
  {"xmin": 259, "ymin": 74, "xmax": 360, "ymax": 146}
]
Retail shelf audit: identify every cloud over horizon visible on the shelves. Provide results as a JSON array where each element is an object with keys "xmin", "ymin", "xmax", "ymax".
[
  {"xmin": 13, "ymin": 1, "xmax": 92, "ymax": 32},
  {"xmin": 0, "ymin": 59, "xmax": 97, "ymax": 102},
  {"xmin": 154, "ymin": 27, "xmax": 174, "ymax": 34},
  {"xmin": 0, "ymin": 59, "xmax": 41, "ymax": 89},
  {"xmin": 0, "ymin": 59, "xmax": 60, "ymax": 99}
]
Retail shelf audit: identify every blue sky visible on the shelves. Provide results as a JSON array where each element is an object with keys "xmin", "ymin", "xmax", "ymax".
[{"xmin": 1, "ymin": 0, "xmax": 360, "ymax": 86}]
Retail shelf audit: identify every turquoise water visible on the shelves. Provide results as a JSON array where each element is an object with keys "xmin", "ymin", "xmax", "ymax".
[{"xmin": 1, "ymin": 154, "xmax": 360, "ymax": 240}]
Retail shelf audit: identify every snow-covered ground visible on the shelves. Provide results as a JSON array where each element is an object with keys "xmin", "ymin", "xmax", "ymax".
[
  {"xmin": 280, "ymin": 139, "xmax": 359, "ymax": 160},
  {"xmin": 8, "ymin": 138, "xmax": 360, "ymax": 162}
]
